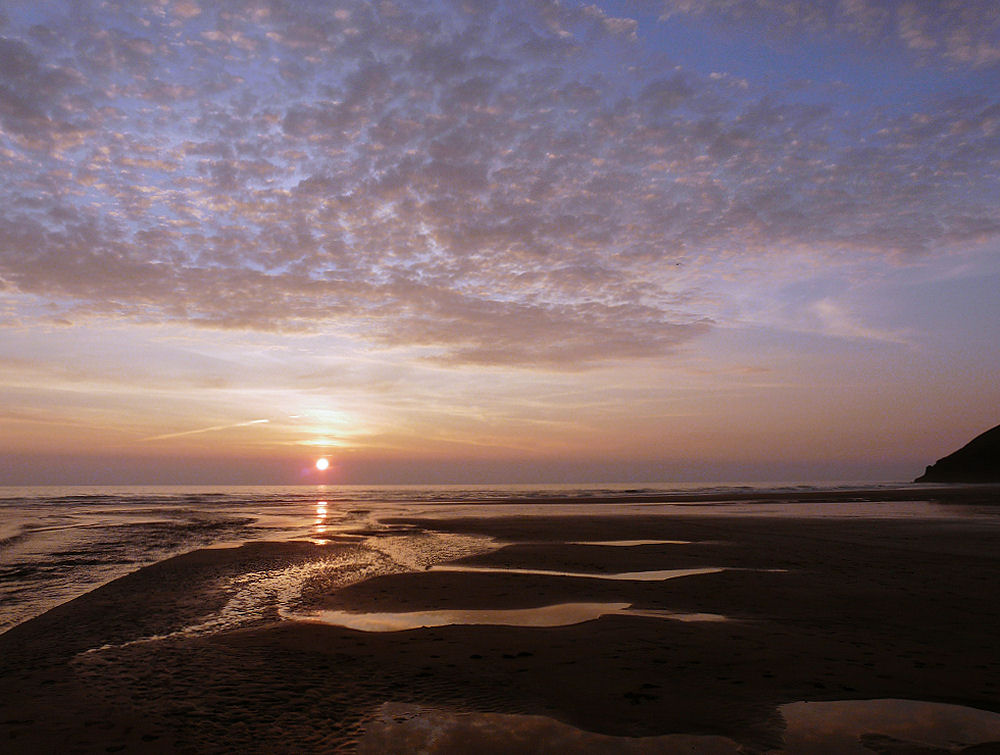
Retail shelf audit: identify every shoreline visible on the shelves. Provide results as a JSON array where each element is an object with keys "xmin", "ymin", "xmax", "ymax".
[
  {"xmin": 2, "ymin": 497, "xmax": 1000, "ymax": 752},
  {"xmin": 411, "ymin": 483, "xmax": 1000, "ymax": 506}
]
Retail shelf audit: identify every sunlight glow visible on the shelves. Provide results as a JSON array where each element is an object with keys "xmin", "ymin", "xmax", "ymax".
[{"xmin": 315, "ymin": 457, "xmax": 330, "ymax": 471}]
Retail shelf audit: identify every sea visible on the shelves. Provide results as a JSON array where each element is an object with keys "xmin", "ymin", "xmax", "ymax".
[{"xmin": 0, "ymin": 480, "xmax": 983, "ymax": 636}]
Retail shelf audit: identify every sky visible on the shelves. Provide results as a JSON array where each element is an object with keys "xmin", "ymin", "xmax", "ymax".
[{"xmin": 1, "ymin": 0, "xmax": 999, "ymax": 485}]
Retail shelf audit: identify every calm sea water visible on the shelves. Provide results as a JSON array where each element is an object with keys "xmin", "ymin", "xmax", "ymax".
[{"xmin": 0, "ymin": 481, "xmax": 959, "ymax": 634}]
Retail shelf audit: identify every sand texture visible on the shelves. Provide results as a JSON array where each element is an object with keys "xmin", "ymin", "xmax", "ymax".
[{"xmin": 2, "ymin": 496, "xmax": 1000, "ymax": 752}]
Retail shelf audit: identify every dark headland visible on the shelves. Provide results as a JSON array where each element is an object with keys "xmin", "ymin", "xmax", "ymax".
[{"xmin": 915, "ymin": 423, "xmax": 1000, "ymax": 483}]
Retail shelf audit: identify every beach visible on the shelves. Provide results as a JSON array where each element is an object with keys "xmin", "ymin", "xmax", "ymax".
[{"xmin": 2, "ymin": 487, "xmax": 1000, "ymax": 753}]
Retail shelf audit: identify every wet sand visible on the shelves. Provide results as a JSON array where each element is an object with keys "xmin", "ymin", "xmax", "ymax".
[{"xmin": 2, "ymin": 491, "xmax": 1000, "ymax": 752}]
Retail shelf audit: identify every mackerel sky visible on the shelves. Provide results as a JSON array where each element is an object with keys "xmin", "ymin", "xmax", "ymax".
[{"xmin": 2, "ymin": 0, "xmax": 999, "ymax": 484}]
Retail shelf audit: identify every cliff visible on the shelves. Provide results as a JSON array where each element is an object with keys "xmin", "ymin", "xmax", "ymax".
[{"xmin": 915, "ymin": 423, "xmax": 1000, "ymax": 483}]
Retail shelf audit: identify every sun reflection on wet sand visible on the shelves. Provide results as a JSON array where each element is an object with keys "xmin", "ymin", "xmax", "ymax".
[{"xmin": 312, "ymin": 500, "xmax": 328, "ymax": 542}]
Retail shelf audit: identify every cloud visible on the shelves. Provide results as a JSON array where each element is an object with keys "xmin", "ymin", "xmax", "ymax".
[
  {"xmin": 0, "ymin": 35, "xmax": 88, "ymax": 148},
  {"xmin": 0, "ymin": 0, "xmax": 998, "ymax": 369},
  {"xmin": 141, "ymin": 418, "xmax": 269, "ymax": 441},
  {"xmin": 658, "ymin": 0, "xmax": 1000, "ymax": 68},
  {"xmin": 811, "ymin": 298, "xmax": 911, "ymax": 345}
]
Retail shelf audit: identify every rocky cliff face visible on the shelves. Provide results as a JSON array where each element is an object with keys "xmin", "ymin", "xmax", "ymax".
[{"xmin": 915, "ymin": 424, "xmax": 1000, "ymax": 483}]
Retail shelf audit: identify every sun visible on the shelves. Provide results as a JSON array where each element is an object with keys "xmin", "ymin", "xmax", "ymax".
[{"xmin": 315, "ymin": 457, "xmax": 330, "ymax": 471}]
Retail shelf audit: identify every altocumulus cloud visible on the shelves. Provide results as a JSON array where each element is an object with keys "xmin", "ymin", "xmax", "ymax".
[
  {"xmin": 658, "ymin": 0, "xmax": 1000, "ymax": 68},
  {"xmin": 0, "ymin": 0, "xmax": 998, "ymax": 367}
]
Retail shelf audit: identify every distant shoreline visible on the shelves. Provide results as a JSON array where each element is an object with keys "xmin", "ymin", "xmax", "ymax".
[{"xmin": 408, "ymin": 483, "xmax": 1000, "ymax": 506}]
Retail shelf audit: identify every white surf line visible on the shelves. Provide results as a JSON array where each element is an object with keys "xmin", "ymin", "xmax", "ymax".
[{"xmin": 428, "ymin": 565, "xmax": 725, "ymax": 581}]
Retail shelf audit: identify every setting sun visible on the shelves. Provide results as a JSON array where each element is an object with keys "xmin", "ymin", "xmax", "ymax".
[{"xmin": 315, "ymin": 458, "xmax": 330, "ymax": 471}]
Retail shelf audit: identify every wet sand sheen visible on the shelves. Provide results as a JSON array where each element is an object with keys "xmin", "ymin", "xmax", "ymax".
[{"xmin": 2, "ymin": 497, "xmax": 1000, "ymax": 752}]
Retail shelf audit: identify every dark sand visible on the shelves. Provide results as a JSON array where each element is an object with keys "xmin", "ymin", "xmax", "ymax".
[{"xmin": 2, "ymin": 490, "xmax": 1000, "ymax": 753}]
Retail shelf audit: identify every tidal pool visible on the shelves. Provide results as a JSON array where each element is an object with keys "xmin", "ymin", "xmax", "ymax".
[
  {"xmin": 566, "ymin": 539, "xmax": 696, "ymax": 546},
  {"xmin": 356, "ymin": 699, "xmax": 1000, "ymax": 754},
  {"xmin": 285, "ymin": 602, "xmax": 729, "ymax": 631},
  {"xmin": 428, "ymin": 564, "xmax": 726, "ymax": 581}
]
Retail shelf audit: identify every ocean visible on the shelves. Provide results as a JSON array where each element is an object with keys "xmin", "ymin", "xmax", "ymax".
[{"xmin": 0, "ymin": 480, "xmax": 966, "ymax": 635}]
